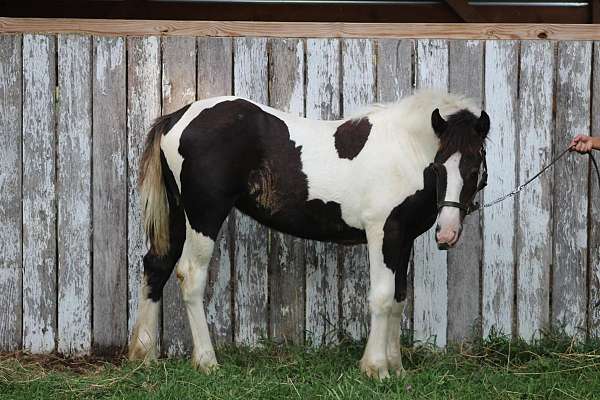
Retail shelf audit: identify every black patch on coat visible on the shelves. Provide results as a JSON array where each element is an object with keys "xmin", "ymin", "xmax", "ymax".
[
  {"xmin": 144, "ymin": 153, "xmax": 186, "ymax": 302},
  {"xmin": 382, "ymin": 165, "xmax": 438, "ymax": 301},
  {"xmin": 177, "ymin": 99, "xmax": 366, "ymax": 244},
  {"xmin": 333, "ymin": 117, "xmax": 372, "ymax": 160}
]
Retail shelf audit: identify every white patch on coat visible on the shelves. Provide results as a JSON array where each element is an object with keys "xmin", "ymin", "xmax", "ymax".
[
  {"xmin": 436, "ymin": 152, "xmax": 464, "ymax": 244},
  {"xmin": 176, "ymin": 220, "xmax": 217, "ymax": 371},
  {"xmin": 360, "ymin": 225, "xmax": 396, "ymax": 379}
]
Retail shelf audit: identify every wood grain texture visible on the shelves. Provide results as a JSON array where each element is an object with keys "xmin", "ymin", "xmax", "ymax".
[
  {"xmin": 340, "ymin": 39, "xmax": 375, "ymax": 342},
  {"xmin": 590, "ymin": 41, "xmax": 600, "ymax": 337},
  {"xmin": 233, "ymin": 37, "xmax": 269, "ymax": 345},
  {"xmin": 375, "ymin": 39, "xmax": 414, "ymax": 337},
  {"xmin": 305, "ymin": 38, "xmax": 341, "ymax": 347},
  {"xmin": 22, "ymin": 34, "xmax": 57, "ymax": 353},
  {"xmin": 197, "ymin": 37, "xmax": 234, "ymax": 345},
  {"xmin": 0, "ymin": 34, "xmax": 22, "ymax": 351},
  {"xmin": 413, "ymin": 39, "xmax": 449, "ymax": 347},
  {"xmin": 447, "ymin": 40, "xmax": 484, "ymax": 343},
  {"xmin": 57, "ymin": 34, "xmax": 92, "ymax": 355},
  {"xmin": 516, "ymin": 41, "xmax": 554, "ymax": 342},
  {"xmin": 2, "ymin": 18, "xmax": 600, "ymax": 40},
  {"xmin": 268, "ymin": 38, "xmax": 306, "ymax": 345},
  {"xmin": 482, "ymin": 40, "xmax": 519, "ymax": 339},
  {"xmin": 126, "ymin": 36, "xmax": 161, "ymax": 342},
  {"xmin": 552, "ymin": 41, "xmax": 591, "ymax": 338},
  {"xmin": 92, "ymin": 36, "xmax": 127, "ymax": 353},
  {"xmin": 161, "ymin": 36, "xmax": 196, "ymax": 356}
]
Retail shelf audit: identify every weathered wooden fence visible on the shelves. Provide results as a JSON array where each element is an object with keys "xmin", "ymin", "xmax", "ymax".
[{"xmin": 1, "ymin": 33, "xmax": 599, "ymax": 355}]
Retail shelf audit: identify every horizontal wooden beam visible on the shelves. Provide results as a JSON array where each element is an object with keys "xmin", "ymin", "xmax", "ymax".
[{"xmin": 1, "ymin": 18, "xmax": 600, "ymax": 40}]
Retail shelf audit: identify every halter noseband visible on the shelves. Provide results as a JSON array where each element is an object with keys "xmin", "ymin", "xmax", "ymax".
[{"xmin": 433, "ymin": 149, "xmax": 488, "ymax": 215}]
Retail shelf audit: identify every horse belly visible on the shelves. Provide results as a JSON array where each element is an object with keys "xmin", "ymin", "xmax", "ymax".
[{"xmin": 235, "ymin": 194, "xmax": 367, "ymax": 245}]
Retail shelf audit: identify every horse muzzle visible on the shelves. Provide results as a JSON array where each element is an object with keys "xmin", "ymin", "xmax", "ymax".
[{"xmin": 435, "ymin": 224, "xmax": 462, "ymax": 250}]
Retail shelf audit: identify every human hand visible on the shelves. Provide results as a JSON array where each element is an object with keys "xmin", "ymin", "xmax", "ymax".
[{"xmin": 569, "ymin": 135, "xmax": 594, "ymax": 153}]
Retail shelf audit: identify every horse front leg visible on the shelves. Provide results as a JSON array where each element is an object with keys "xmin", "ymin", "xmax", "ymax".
[
  {"xmin": 360, "ymin": 226, "xmax": 396, "ymax": 380},
  {"xmin": 387, "ymin": 299, "xmax": 407, "ymax": 377},
  {"xmin": 383, "ymin": 231, "xmax": 412, "ymax": 377}
]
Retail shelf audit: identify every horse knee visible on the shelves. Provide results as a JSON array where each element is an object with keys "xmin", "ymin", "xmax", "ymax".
[
  {"xmin": 176, "ymin": 230, "xmax": 214, "ymax": 303},
  {"xmin": 176, "ymin": 259, "xmax": 209, "ymax": 302},
  {"xmin": 369, "ymin": 283, "xmax": 395, "ymax": 316}
]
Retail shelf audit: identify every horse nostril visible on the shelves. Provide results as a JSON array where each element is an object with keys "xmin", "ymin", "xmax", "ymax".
[{"xmin": 436, "ymin": 225, "xmax": 441, "ymax": 233}]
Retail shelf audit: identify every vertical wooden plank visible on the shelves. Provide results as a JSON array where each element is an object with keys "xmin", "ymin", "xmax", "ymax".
[
  {"xmin": 22, "ymin": 34, "xmax": 56, "ymax": 353},
  {"xmin": 305, "ymin": 38, "xmax": 341, "ymax": 347},
  {"xmin": 268, "ymin": 38, "xmax": 306, "ymax": 345},
  {"xmin": 376, "ymin": 39, "xmax": 414, "ymax": 102},
  {"xmin": 197, "ymin": 37, "xmax": 234, "ymax": 345},
  {"xmin": 340, "ymin": 39, "xmax": 375, "ymax": 342},
  {"xmin": 375, "ymin": 39, "xmax": 414, "ymax": 337},
  {"xmin": 413, "ymin": 39, "xmax": 449, "ymax": 347},
  {"xmin": 127, "ymin": 36, "xmax": 161, "ymax": 342},
  {"xmin": 161, "ymin": 36, "xmax": 196, "ymax": 356},
  {"xmin": 553, "ymin": 41, "xmax": 591, "ymax": 338},
  {"xmin": 92, "ymin": 36, "xmax": 127, "ymax": 352},
  {"xmin": 57, "ymin": 34, "xmax": 92, "ymax": 355},
  {"xmin": 482, "ymin": 40, "xmax": 519, "ymax": 339},
  {"xmin": 590, "ymin": 41, "xmax": 600, "ymax": 337},
  {"xmin": 233, "ymin": 37, "xmax": 269, "ymax": 345},
  {"xmin": 447, "ymin": 40, "xmax": 484, "ymax": 343},
  {"xmin": 516, "ymin": 41, "xmax": 554, "ymax": 341},
  {"xmin": 0, "ymin": 34, "xmax": 22, "ymax": 351}
]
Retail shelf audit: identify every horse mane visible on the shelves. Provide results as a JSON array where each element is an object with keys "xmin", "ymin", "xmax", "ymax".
[
  {"xmin": 348, "ymin": 89, "xmax": 484, "ymax": 157},
  {"xmin": 348, "ymin": 89, "xmax": 480, "ymax": 119}
]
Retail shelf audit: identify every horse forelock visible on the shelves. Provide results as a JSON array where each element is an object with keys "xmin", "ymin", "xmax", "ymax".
[{"xmin": 437, "ymin": 109, "xmax": 486, "ymax": 159}]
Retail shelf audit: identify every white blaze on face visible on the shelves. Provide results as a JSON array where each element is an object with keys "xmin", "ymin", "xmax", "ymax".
[{"xmin": 436, "ymin": 152, "xmax": 463, "ymax": 247}]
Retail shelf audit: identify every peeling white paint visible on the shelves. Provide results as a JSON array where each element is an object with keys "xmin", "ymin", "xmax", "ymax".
[
  {"xmin": 516, "ymin": 40, "xmax": 553, "ymax": 342},
  {"xmin": 57, "ymin": 34, "xmax": 92, "ymax": 355},
  {"xmin": 482, "ymin": 40, "xmax": 518, "ymax": 339},
  {"xmin": 552, "ymin": 41, "xmax": 591, "ymax": 338},
  {"xmin": 22, "ymin": 33, "xmax": 57, "ymax": 353}
]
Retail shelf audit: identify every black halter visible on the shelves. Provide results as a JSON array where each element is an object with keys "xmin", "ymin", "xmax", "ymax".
[{"xmin": 432, "ymin": 149, "xmax": 488, "ymax": 215}]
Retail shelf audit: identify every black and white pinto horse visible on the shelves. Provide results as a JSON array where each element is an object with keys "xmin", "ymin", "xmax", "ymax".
[{"xmin": 129, "ymin": 90, "xmax": 490, "ymax": 379}]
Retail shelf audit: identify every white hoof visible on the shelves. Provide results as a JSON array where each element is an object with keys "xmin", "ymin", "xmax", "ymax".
[
  {"xmin": 128, "ymin": 326, "xmax": 157, "ymax": 362},
  {"xmin": 360, "ymin": 356, "xmax": 390, "ymax": 380},
  {"xmin": 192, "ymin": 350, "xmax": 219, "ymax": 374},
  {"xmin": 387, "ymin": 349, "xmax": 406, "ymax": 377}
]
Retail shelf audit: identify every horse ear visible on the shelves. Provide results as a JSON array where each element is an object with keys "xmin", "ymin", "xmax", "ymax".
[
  {"xmin": 476, "ymin": 110, "xmax": 490, "ymax": 138},
  {"xmin": 431, "ymin": 108, "xmax": 447, "ymax": 137}
]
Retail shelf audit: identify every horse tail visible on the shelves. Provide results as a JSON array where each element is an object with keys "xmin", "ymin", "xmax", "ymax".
[{"xmin": 139, "ymin": 114, "xmax": 173, "ymax": 257}]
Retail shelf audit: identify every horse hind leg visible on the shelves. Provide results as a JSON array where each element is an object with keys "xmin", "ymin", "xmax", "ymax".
[
  {"xmin": 177, "ymin": 221, "xmax": 218, "ymax": 373},
  {"xmin": 129, "ymin": 194, "xmax": 186, "ymax": 362},
  {"xmin": 129, "ymin": 248, "xmax": 184, "ymax": 361}
]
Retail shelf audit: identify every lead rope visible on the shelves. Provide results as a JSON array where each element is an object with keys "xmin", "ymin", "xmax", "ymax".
[{"xmin": 477, "ymin": 146, "xmax": 600, "ymax": 212}]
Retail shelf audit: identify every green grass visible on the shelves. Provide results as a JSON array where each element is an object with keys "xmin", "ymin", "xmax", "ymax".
[{"xmin": 3, "ymin": 332, "xmax": 600, "ymax": 399}]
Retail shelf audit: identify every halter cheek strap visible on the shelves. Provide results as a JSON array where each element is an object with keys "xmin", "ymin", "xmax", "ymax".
[{"xmin": 433, "ymin": 149, "xmax": 488, "ymax": 215}]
